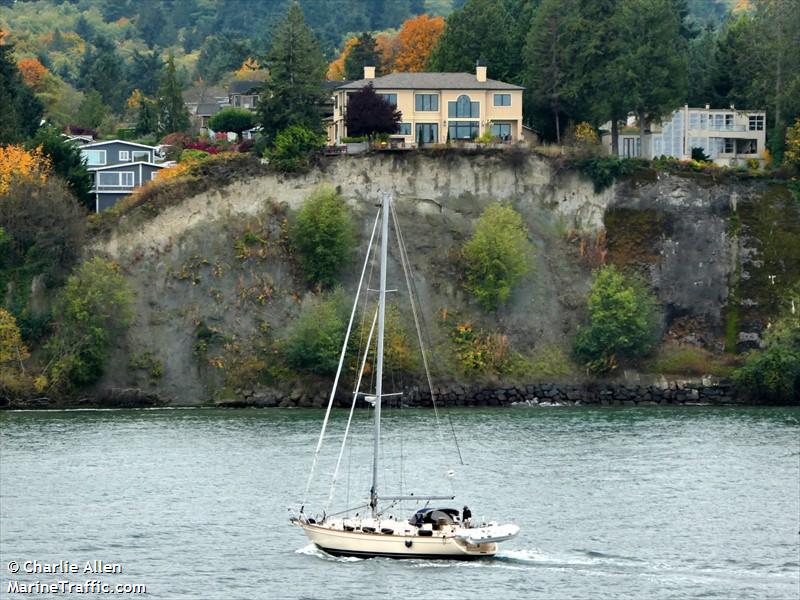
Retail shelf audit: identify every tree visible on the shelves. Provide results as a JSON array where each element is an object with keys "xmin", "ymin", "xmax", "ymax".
[
  {"xmin": 284, "ymin": 289, "xmax": 349, "ymax": 375},
  {"xmin": 28, "ymin": 126, "xmax": 94, "ymax": 209},
  {"xmin": 209, "ymin": 107, "xmax": 256, "ymax": 141},
  {"xmin": 344, "ymin": 32, "xmax": 381, "ymax": 80},
  {"xmin": 344, "ymin": 83, "xmax": 401, "ymax": 138},
  {"xmin": 462, "ymin": 204, "xmax": 533, "ymax": 311},
  {"xmin": 785, "ymin": 117, "xmax": 800, "ymax": 170},
  {"xmin": 618, "ymin": 0, "xmax": 688, "ymax": 158},
  {"xmin": 523, "ymin": 0, "xmax": 583, "ymax": 143},
  {"xmin": 156, "ymin": 55, "xmax": 190, "ymax": 136},
  {"xmin": 0, "ymin": 40, "xmax": 44, "ymax": 143},
  {"xmin": 428, "ymin": 0, "xmax": 519, "ymax": 82},
  {"xmin": 77, "ymin": 35, "xmax": 126, "ymax": 112},
  {"xmin": 0, "ymin": 308, "xmax": 29, "ymax": 367},
  {"xmin": 196, "ymin": 35, "xmax": 251, "ymax": 83},
  {"xmin": 257, "ymin": 2, "xmax": 327, "ymax": 141},
  {"xmin": 74, "ymin": 89, "xmax": 109, "ymax": 130},
  {"xmin": 574, "ymin": 265, "xmax": 660, "ymax": 374},
  {"xmin": 268, "ymin": 125, "xmax": 326, "ymax": 172},
  {"xmin": 17, "ymin": 58, "xmax": 48, "ymax": 91},
  {"xmin": 394, "ymin": 14, "xmax": 445, "ymax": 72},
  {"xmin": 376, "ymin": 31, "xmax": 402, "ymax": 73},
  {"xmin": 46, "ymin": 258, "xmax": 134, "ymax": 390},
  {"xmin": 733, "ymin": 284, "xmax": 799, "ymax": 404},
  {"xmin": 127, "ymin": 49, "xmax": 164, "ymax": 96},
  {"xmin": 327, "ymin": 37, "xmax": 358, "ymax": 80},
  {"xmin": 290, "ymin": 186, "xmax": 355, "ymax": 287}
]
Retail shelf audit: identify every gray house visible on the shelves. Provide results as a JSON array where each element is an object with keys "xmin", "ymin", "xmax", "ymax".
[{"xmin": 79, "ymin": 140, "xmax": 166, "ymax": 212}]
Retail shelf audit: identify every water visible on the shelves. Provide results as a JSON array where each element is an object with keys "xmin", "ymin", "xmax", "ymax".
[{"xmin": 1, "ymin": 406, "xmax": 798, "ymax": 600}]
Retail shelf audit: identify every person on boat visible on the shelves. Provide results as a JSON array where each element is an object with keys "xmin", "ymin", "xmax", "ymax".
[{"xmin": 462, "ymin": 505, "xmax": 472, "ymax": 528}]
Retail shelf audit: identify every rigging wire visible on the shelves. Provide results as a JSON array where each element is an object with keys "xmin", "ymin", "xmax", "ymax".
[{"xmin": 301, "ymin": 210, "xmax": 380, "ymax": 510}]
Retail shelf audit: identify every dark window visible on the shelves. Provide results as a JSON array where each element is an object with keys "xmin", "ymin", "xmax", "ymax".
[
  {"xmin": 448, "ymin": 95, "xmax": 479, "ymax": 118},
  {"xmin": 493, "ymin": 94, "xmax": 511, "ymax": 107},
  {"xmin": 415, "ymin": 123, "xmax": 438, "ymax": 144},
  {"xmin": 490, "ymin": 122, "xmax": 512, "ymax": 139},
  {"xmin": 448, "ymin": 121, "xmax": 479, "ymax": 140},
  {"xmin": 398, "ymin": 123, "xmax": 411, "ymax": 135},
  {"xmin": 415, "ymin": 94, "xmax": 438, "ymax": 111},
  {"xmin": 748, "ymin": 115, "xmax": 764, "ymax": 131},
  {"xmin": 379, "ymin": 93, "xmax": 397, "ymax": 107}
]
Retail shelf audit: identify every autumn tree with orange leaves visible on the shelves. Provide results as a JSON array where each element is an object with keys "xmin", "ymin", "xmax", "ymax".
[
  {"xmin": 17, "ymin": 58, "xmax": 48, "ymax": 92},
  {"xmin": 327, "ymin": 37, "xmax": 358, "ymax": 80},
  {"xmin": 394, "ymin": 15, "xmax": 445, "ymax": 72}
]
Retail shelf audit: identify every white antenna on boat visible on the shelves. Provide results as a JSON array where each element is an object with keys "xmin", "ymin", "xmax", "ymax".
[{"xmin": 369, "ymin": 191, "xmax": 390, "ymax": 517}]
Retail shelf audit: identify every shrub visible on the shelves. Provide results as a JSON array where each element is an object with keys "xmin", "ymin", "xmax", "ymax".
[
  {"xmin": 209, "ymin": 107, "xmax": 256, "ymax": 141},
  {"xmin": 0, "ymin": 308, "xmax": 29, "ymax": 366},
  {"xmin": 573, "ymin": 122, "xmax": 600, "ymax": 147},
  {"xmin": 284, "ymin": 290, "xmax": 349, "ymax": 375},
  {"xmin": 291, "ymin": 186, "xmax": 355, "ymax": 287},
  {"xmin": 462, "ymin": 203, "xmax": 533, "ymax": 311},
  {"xmin": 734, "ymin": 285, "xmax": 799, "ymax": 403},
  {"xmin": 574, "ymin": 265, "xmax": 660, "ymax": 374},
  {"xmin": 236, "ymin": 138, "xmax": 255, "ymax": 153},
  {"xmin": 350, "ymin": 305, "xmax": 417, "ymax": 375},
  {"xmin": 179, "ymin": 149, "xmax": 211, "ymax": 163},
  {"xmin": 646, "ymin": 343, "xmax": 735, "ymax": 377},
  {"xmin": 691, "ymin": 147, "xmax": 711, "ymax": 162},
  {"xmin": 573, "ymin": 156, "xmax": 642, "ymax": 192},
  {"xmin": 341, "ymin": 135, "xmax": 367, "ymax": 143},
  {"xmin": 451, "ymin": 322, "xmax": 515, "ymax": 375},
  {"xmin": 46, "ymin": 257, "xmax": 134, "ymax": 390},
  {"xmin": 268, "ymin": 125, "xmax": 325, "ymax": 173}
]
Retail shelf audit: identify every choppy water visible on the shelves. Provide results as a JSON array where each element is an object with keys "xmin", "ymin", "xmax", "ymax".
[{"xmin": 1, "ymin": 406, "xmax": 798, "ymax": 599}]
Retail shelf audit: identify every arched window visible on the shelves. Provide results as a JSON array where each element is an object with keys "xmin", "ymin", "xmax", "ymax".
[{"xmin": 448, "ymin": 95, "xmax": 479, "ymax": 118}]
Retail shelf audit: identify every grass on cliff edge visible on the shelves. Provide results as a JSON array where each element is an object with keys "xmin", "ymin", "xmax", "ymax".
[
  {"xmin": 88, "ymin": 153, "xmax": 270, "ymax": 236},
  {"xmin": 644, "ymin": 343, "xmax": 738, "ymax": 377}
]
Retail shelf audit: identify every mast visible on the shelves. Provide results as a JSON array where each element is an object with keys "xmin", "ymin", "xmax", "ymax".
[{"xmin": 370, "ymin": 192, "xmax": 389, "ymax": 517}]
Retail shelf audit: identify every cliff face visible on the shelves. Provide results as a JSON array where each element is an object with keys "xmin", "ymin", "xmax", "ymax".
[{"xmin": 90, "ymin": 153, "xmax": 800, "ymax": 405}]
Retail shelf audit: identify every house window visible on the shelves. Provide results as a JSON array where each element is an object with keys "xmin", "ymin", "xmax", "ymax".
[
  {"xmin": 699, "ymin": 113, "xmax": 708, "ymax": 129},
  {"xmin": 622, "ymin": 137, "xmax": 641, "ymax": 158},
  {"xmin": 415, "ymin": 123, "xmax": 438, "ymax": 144},
  {"xmin": 713, "ymin": 114, "xmax": 724, "ymax": 130},
  {"xmin": 379, "ymin": 93, "xmax": 397, "ymax": 107},
  {"xmin": 97, "ymin": 171, "xmax": 135, "ymax": 187},
  {"xmin": 748, "ymin": 115, "xmax": 764, "ymax": 131},
  {"xmin": 398, "ymin": 123, "xmax": 412, "ymax": 135},
  {"xmin": 724, "ymin": 114, "xmax": 733, "ymax": 129},
  {"xmin": 723, "ymin": 138, "xmax": 734, "ymax": 153},
  {"xmin": 415, "ymin": 94, "xmax": 438, "ymax": 111},
  {"xmin": 119, "ymin": 150, "xmax": 130, "ymax": 161},
  {"xmin": 233, "ymin": 95, "xmax": 241, "ymax": 107},
  {"xmin": 132, "ymin": 150, "xmax": 150, "ymax": 162},
  {"xmin": 448, "ymin": 121, "xmax": 479, "ymax": 140},
  {"xmin": 493, "ymin": 94, "xmax": 511, "ymax": 107},
  {"xmin": 448, "ymin": 95, "xmax": 479, "ymax": 118},
  {"xmin": 689, "ymin": 112, "xmax": 699, "ymax": 129},
  {"xmin": 82, "ymin": 149, "xmax": 106, "ymax": 166},
  {"xmin": 490, "ymin": 122, "xmax": 512, "ymax": 139}
]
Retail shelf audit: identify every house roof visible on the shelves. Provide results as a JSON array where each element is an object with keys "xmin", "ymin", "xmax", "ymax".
[
  {"xmin": 80, "ymin": 139, "xmax": 158, "ymax": 150},
  {"xmin": 337, "ymin": 72, "xmax": 524, "ymax": 91},
  {"xmin": 228, "ymin": 80, "xmax": 263, "ymax": 95},
  {"xmin": 324, "ymin": 79, "xmax": 351, "ymax": 89},
  {"xmin": 89, "ymin": 162, "xmax": 166, "ymax": 171},
  {"xmin": 196, "ymin": 102, "xmax": 222, "ymax": 116}
]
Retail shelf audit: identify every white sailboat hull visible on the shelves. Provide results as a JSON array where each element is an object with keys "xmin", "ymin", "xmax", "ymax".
[{"xmin": 298, "ymin": 522, "xmax": 499, "ymax": 560}]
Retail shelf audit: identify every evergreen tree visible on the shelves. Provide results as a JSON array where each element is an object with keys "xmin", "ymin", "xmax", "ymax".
[
  {"xmin": 77, "ymin": 36, "xmax": 126, "ymax": 112},
  {"xmin": 196, "ymin": 35, "xmax": 250, "ymax": 84},
  {"xmin": 428, "ymin": 0, "xmax": 519, "ymax": 82},
  {"xmin": 344, "ymin": 32, "xmax": 380, "ymax": 80},
  {"xmin": 257, "ymin": 2, "xmax": 327, "ymax": 141},
  {"xmin": 156, "ymin": 55, "xmax": 190, "ymax": 137},
  {"xmin": 0, "ymin": 40, "xmax": 44, "ymax": 143},
  {"xmin": 29, "ymin": 126, "xmax": 94, "ymax": 209},
  {"xmin": 618, "ymin": 0, "xmax": 688, "ymax": 158},
  {"xmin": 135, "ymin": 97, "xmax": 158, "ymax": 136},
  {"xmin": 128, "ymin": 50, "xmax": 164, "ymax": 97}
]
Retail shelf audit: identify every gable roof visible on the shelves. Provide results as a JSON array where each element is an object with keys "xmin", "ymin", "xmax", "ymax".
[
  {"xmin": 228, "ymin": 80, "xmax": 263, "ymax": 95},
  {"xmin": 338, "ymin": 72, "xmax": 524, "ymax": 91},
  {"xmin": 80, "ymin": 139, "xmax": 158, "ymax": 150},
  {"xmin": 88, "ymin": 162, "xmax": 167, "ymax": 171}
]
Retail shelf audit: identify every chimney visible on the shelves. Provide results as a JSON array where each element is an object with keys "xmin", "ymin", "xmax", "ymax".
[
  {"xmin": 476, "ymin": 59, "xmax": 487, "ymax": 83},
  {"xmin": 363, "ymin": 65, "xmax": 375, "ymax": 80}
]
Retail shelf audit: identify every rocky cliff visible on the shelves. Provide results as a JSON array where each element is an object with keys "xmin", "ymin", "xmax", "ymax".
[{"xmin": 87, "ymin": 151, "xmax": 800, "ymax": 405}]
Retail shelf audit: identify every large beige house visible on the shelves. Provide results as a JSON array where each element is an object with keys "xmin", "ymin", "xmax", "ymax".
[
  {"xmin": 603, "ymin": 104, "xmax": 767, "ymax": 166},
  {"xmin": 328, "ymin": 62, "xmax": 524, "ymax": 146}
]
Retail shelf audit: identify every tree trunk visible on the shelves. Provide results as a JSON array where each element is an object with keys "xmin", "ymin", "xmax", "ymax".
[
  {"xmin": 611, "ymin": 116, "xmax": 619, "ymax": 156},
  {"xmin": 554, "ymin": 105, "xmax": 560, "ymax": 144},
  {"xmin": 638, "ymin": 110, "xmax": 648, "ymax": 159}
]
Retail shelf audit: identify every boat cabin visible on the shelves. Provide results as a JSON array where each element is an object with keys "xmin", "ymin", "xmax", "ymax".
[{"xmin": 409, "ymin": 508, "xmax": 460, "ymax": 528}]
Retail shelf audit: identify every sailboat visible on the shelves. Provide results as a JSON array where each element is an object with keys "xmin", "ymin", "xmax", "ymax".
[{"xmin": 291, "ymin": 192, "xmax": 519, "ymax": 560}]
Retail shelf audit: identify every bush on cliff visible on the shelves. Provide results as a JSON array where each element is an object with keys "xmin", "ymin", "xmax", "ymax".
[
  {"xmin": 734, "ymin": 285, "xmax": 800, "ymax": 403},
  {"xmin": 462, "ymin": 204, "xmax": 533, "ymax": 311},
  {"xmin": 283, "ymin": 290, "xmax": 348, "ymax": 376},
  {"xmin": 46, "ymin": 257, "xmax": 134, "ymax": 391},
  {"xmin": 574, "ymin": 265, "xmax": 660, "ymax": 374},
  {"xmin": 267, "ymin": 125, "xmax": 325, "ymax": 173},
  {"xmin": 291, "ymin": 187, "xmax": 355, "ymax": 288}
]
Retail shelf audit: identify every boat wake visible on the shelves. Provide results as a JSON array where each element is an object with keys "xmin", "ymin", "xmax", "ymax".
[{"xmin": 295, "ymin": 544, "xmax": 363, "ymax": 562}]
